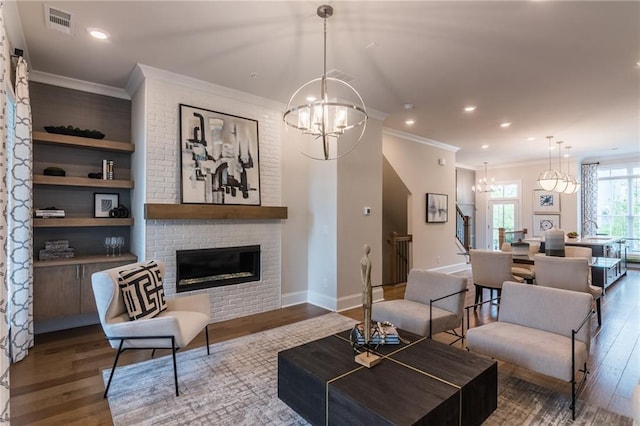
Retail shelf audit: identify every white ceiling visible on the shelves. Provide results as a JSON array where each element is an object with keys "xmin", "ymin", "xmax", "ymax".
[{"xmin": 6, "ymin": 1, "xmax": 640, "ymax": 168}]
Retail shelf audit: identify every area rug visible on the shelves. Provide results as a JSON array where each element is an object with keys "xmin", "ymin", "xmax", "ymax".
[{"xmin": 104, "ymin": 313, "xmax": 632, "ymax": 425}]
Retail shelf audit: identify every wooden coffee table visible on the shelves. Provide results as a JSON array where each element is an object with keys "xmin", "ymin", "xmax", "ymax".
[{"xmin": 278, "ymin": 329, "xmax": 497, "ymax": 425}]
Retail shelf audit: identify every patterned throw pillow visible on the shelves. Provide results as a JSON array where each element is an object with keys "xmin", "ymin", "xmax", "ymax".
[{"xmin": 118, "ymin": 261, "xmax": 167, "ymax": 320}]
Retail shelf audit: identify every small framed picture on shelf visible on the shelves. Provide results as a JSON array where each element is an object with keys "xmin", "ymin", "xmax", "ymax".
[
  {"xmin": 94, "ymin": 193, "xmax": 119, "ymax": 218},
  {"xmin": 533, "ymin": 189, "xmax": 560, "ymax": 213},
  {"xmin": 532, "ymin": 214, "xmax": 560, "ymax": 237}
]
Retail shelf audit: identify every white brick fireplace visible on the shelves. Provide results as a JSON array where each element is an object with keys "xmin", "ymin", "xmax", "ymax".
[{"xmin": 130, "ymin": 66, "xmax": 284, "ymax": 322}]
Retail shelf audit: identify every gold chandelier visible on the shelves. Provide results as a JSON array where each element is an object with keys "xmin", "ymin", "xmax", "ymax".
[{"xmin": 282, "ymin": 5, "xmax": 368, "ymax": 160}]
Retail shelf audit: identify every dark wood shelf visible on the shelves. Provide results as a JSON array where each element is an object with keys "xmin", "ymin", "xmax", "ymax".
[
  {"xmin": 144, "ymin": 203, "xmax": 288, "ymax": 220},
  {"xmin": 33, "ymin": 131, "xmax": 134, "ymax": 153},
  {"xmin": 34, "ymin": 217, "xmax": 134, "ymax": 228},
  {"xmin": 34, "ymin": 174, "xmax": 134, "ymax": 189}
]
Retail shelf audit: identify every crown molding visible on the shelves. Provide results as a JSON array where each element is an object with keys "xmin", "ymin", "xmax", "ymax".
[
  {"xmin": 383, "ymin": 128, "xmax": 460, "ymax": 152},
  {"xmin": 129, "ymin": 63, "xmax": 285, "ymax": 111},
  {"xmin": 29, "ymin": 70, "xmax": 130, "ymax": 100}
]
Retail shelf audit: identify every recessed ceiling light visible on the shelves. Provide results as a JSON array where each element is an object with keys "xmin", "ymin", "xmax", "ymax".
[
  {"xmin": 481, "ymin": 144, "xmax": 489, "ymax": 149},
  {"xmin": 403, "ymin": 103, "xmax": 414, "ymax": 110},
  {"xmin": 635, "ymin": 61, "xmax": 640, "ymax": 68},
  {"xmin": 365, "ymin": 41, "xmax": 378, "ymax": 49},
  {"xmin": 464, "ymin": 105, "xmax": 477, "ymax": 112},
  {"xmin": 405, "ymin": 119, "xmax": 415, "ymax": 125},
  {"xmin": 87, "ymin": 28, "xmax": 110, "ymax": 40},
  {"xmin": 527, "ymin": 137, "xmax": 536, "ymax": 141},
  {"xmin": 500, "ymin": 122, "xmax": 512, "ymax": 128},
  {"xmin": 306, "ymin": 96, "xmax": 316, "ymax": 102}
]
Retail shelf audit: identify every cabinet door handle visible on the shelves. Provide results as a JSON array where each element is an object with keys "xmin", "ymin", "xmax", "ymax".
[{"xmin": 76, "ymin": 265, "xmax": 80, "ymax": 280}]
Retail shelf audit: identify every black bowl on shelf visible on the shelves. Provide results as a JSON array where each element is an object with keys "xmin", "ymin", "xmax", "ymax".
[{"xmin": 44, "ymin": 126, "xmax": 105, "ymax": 139}]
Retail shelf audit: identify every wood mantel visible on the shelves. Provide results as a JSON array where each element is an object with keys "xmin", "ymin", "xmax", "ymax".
[{"xmin": 144, "ymin": 204, "xmax": 288, "ymax": 220}]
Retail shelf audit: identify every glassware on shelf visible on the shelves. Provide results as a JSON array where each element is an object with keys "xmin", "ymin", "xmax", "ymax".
[
  {"xmin": 115, "ymin": 236, "xmax": 125, "ymax": 256},
  {"xmin": 104, "ymin": 237, "xmax": 113, "ymax": 257}
]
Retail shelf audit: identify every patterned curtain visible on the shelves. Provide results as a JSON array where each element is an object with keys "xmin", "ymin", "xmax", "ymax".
[
  {"xmin": 581, "ymin": 162, "xmax": 599, "ymax": 236},
  {"xmin": 8, "ymin": 56, "xmax": 32, "ymax": 363},
  {"xmin": 0, "ymin": 2, "xmax": 12, "ymax": 421}
]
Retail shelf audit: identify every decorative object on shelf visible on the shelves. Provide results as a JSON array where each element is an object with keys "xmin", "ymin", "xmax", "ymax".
[
  {"xmin": 545, "ymin": 226, "xmax": 565, "ymax": 257},
  {"xmin": 34, "ymin": 207, "xmax": 65, "ymax": 218},
  {"xmin": 537, "ymin": 136, "xmax": 562, "ymax": 191},
  {"xmin": 88, "ymin": 172, "xmax": 103, "ymax": 179},
  {"xmin": 533, "ymin": 189, "xmax": 560, "ymax": 213},
  {"xmin": 104, "ymin": 236, "xmax": 125, "ymax": 256},
  {"xmin": 532, "ymin": 214, "xmax": 561, "ymax": 238},
  {"xmin": 108, "ymin": 204, "xmax": 129, "ymax": 218},
  {"xmin": 44, "ymin": 125, "xmax": 105, "ymax": 139},
  {"xmin": 282, "ymin": 4, "xmax": 368, "ymax": 160},
  {"xmin": 39, "ymin": 240, "xmax": 74, "ymax": 260},
  {"xmin": 43, "ymin": 166, "xmax": 66, "ymax": 176},
  {"xmin": 102, "ymin": 159, "xmax": 114, "ymax": 180},
  {"xmin": 426, "ymin": 193, "xmax": 448, "ymax": 223},
  {"xmin": 472, "ymin": 162, "xmax": 494, "ymax": 193},
  {"xmin": 179, "ymin": 104, "xmax": 260, "ymax": 206},
  {"xmin": 94, "ymin": 193, "xmax": 119, "ymax": 218}
]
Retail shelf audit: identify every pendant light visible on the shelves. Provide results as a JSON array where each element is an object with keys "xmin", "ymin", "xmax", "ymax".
[
  {"xmin": 472, "ymin": 162, "xmax": 494, "ymax": 193},
  {"xmin": 282, "ymin": 5, "xmax": 368, "ymax": 160},
  {"xmin": 537, "ymin": 136, "xmax": 561, "ymax": 191},
  {"xmin": 562, "ymin": 146, "xmax": 580, "ymax": 194},
  {"xmin": 554, "ymin": 141, "xmax": 569, "ymax": 193}
]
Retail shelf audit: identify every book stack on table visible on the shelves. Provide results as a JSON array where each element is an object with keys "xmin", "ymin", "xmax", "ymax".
[{"xmin": 353, "ymin": 322, "xmax": 400, "ymax": 345}]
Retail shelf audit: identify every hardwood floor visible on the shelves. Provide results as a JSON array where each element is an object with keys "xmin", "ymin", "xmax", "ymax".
[{"xmin": 10, "ymin": 270, "xmax": 639, "ymax": 424}]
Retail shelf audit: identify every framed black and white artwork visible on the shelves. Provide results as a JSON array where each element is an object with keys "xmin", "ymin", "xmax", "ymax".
[
  {"xmin": 533, "ymin": 189, "xmax": 560, "ymax": 213},
  {"xmin": 94, "ymin": 193, "xmax": 119, "ymax": 218},
  {"xmin": 426, "ymin": 193, "xmax": 448, "ymax": 223},
  {"xmin": 179, "ymin": 104, "xmax": 261, "ymax": 205},
  {"xmin": 532, "ymin": 214, "xmax": 560, "ymax": 237}
]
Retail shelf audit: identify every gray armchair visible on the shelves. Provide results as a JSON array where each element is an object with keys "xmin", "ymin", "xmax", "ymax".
[{"xmin": 91, "ymin": 260, "xmax": 211, "ymax": 397}]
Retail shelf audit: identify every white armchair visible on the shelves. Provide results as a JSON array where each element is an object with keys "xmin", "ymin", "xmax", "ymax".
[{"xmin": 92, "ymin": 260, "xmax": 211, "ymax": 397}]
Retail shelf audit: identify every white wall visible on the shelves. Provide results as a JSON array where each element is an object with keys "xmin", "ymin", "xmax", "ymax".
[
  {"xmin": 474, "ymin": 160, "xmax": 579, "ymax": 249},
  {"xmin": 382, "ymin": 130, "xmax": 463, "ymax": 271}
]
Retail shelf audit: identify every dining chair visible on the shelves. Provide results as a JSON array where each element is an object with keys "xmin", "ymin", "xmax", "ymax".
[
  {"xmin": 469, "ymin": 249, "xmax": 524, "ymax": 310},
  {"xmin": 501, "ymin": 242, "xmax": 536, "ymax": 283},
  {"xmin": 92, "ymin": 260, "xmax": 211, "ymax": 397},
  {"xmin": 534, "ymin": 254, "xmax": 602, "ymax": 326}
]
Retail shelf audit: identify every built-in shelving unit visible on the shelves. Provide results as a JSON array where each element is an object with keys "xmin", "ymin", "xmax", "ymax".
[{"xmin": 31, "ymin": 82, "xmax": 136, "ymax": 331}]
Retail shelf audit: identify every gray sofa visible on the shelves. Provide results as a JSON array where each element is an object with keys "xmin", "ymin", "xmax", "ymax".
[
  {"xmin": 466, "ymin": 281, "xmax": 593, "ymax": 420},
  {"xmin": 371, "ymin": 269, "xmax": 467, "ymax": 339}
]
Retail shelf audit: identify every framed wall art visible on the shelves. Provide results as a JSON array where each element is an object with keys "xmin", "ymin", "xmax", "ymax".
[
  {"xmin": 94, "ymin": 193, "xmax": 119, "ymax": 218},
  {"xmin": 533, "ymin": 189, "xmax": 560, "ymax": 213},
  {"xmin": 532, "ymin": 214, "xmax": 560, "ymax": 237},
  {"xmin": 426, "ymin": 193, "xmax": 448, "ymax": 223},
  {"xmin": 179, "ymin": 104, "xmax": 261, "ymax": 205}
]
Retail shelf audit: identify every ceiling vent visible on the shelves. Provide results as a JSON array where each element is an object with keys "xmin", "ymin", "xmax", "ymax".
[
  {"xmin": 326, "ymin": 69, "xmax": 355, "ymax": 83},
  {"xmin": 44, "ymin": 5, "xmax": 73, "ymax": 34}
]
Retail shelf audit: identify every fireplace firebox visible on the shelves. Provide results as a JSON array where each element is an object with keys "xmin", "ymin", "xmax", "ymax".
[{"xmin": 176, "ymin": 245, "xmax": 260, "ymax": 292}]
